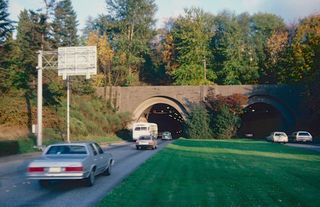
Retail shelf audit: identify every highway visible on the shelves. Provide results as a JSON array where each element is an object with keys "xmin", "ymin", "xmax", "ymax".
[{"xmin": 0, "ymin": 140, "xmax": 170, "ymax": 207}]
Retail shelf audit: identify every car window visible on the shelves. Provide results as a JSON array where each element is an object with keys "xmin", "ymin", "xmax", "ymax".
[
  {"xmin": 299, "ymin": 132, "xmax": 310, "ymax": 136},
  {"xmin": 134, "ymin": 127, "xmax": 147, "ymax": 131},
  {"xmin": 89, "ymin": 144, "xmax": 98, "ymax": 156},
  {"xmin": 93, "ymin": 143, "xmax": 104, "ymax": 154},
  {"xmin": 139, "ymin": 136, "xmax": 151, "ymax": 140},
  {"xmin": 46, "ymin": 145, "xmax": 87, "ymax": 155}
]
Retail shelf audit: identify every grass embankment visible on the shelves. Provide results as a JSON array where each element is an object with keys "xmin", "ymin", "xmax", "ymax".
[
  {"xmin": 98, "ymin": 139, "xmax": 320, "ymax": 207},
  {"xmin": 0, "ymin": 93, "xmax": 131, "ymax": 156}
]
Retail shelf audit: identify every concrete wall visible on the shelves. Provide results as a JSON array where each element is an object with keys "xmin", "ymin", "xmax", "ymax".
[{"xmin": 96, "ymin": 84, "xmax": 307, "ymax": 129}]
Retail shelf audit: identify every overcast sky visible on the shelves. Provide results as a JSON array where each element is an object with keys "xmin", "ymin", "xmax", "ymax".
[{"xmin": 9, "ymin": 0, "xmax": 320, "ymax": 30}]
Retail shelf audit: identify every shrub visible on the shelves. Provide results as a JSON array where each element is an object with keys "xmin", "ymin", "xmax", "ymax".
[
  {"xmin": 185, "ymin": 104, "xmax": 212, "ymax": 139},
  {"xmin": 211, "ymin": 105, "xmax": 240, "ymax": 139},
  {"xmin": 206, "ymin": 93, "xmax": 247, "ymax": 139}
]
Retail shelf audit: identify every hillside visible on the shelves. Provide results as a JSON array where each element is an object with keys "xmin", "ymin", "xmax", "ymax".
[{"xmin": 0, "ymin": 90, "xmax": 131, "ymax": 145}]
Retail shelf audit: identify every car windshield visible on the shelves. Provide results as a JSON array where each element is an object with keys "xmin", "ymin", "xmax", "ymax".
[
  {"xmin": 163, "ymin": 132, "xmax": 171, "ymax": 135},
  {"xmin": 46, "ymin": 145, "xmax": 87, "ymax": 155},
  {"xmin": 139, "ymin": 136, "xmax": 152, "ymax": 140}
]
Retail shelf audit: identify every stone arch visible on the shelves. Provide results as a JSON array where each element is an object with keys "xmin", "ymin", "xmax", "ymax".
[
  {"xmin": 133, "ymin": 96, "xmax": 188, "ymax": 123},
  {"xmin": 247, "ymin": 94, "xmax": 295, "ymax": 131}
]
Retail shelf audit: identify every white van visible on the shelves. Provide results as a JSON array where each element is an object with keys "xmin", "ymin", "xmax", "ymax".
[{"xmin": 132, "ymin": 123, "xmax": 158, "ymax": 141}]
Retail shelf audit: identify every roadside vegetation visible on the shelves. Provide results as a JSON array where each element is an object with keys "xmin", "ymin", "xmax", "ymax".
[
  {"xmin": 185, "ymin": 94, "xmax": 248, "ymax": 139},
  {"xmin": 0, "ymin": 90, "xmax": 131, "ymax": 156},
  {"xmin": 98, "ymin": 139, "xmax": 320, "ymax": 207}
]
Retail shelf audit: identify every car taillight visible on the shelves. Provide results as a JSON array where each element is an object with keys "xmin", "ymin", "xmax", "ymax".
[
  {"xmin": 28, "ymin": 167, "xmax": 45, "ymax": 173},
  {"xmin": 64, "ymin": 167, "xmax": 83, "ymax": 172}
]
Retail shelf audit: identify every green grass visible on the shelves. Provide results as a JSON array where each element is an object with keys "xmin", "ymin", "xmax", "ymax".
[{"xmin": 97, "ymin": 138, "xmax": 320, "ymax": 207}]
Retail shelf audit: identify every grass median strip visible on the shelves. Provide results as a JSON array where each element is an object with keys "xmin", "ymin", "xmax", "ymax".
[{"xmin": 97, "ymin": 139, "xmax": 320, "ymax": 207}]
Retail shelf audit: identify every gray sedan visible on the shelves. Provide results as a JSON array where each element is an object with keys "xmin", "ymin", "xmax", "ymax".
[{"xmin": 27, "ymin": 142, "xmax": 113, "ymax": 187}]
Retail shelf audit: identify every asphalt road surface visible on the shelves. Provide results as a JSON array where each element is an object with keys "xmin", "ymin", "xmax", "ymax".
[{"xmin": 0, "ymin": 140, "xmax": 171, "ymax": 207}]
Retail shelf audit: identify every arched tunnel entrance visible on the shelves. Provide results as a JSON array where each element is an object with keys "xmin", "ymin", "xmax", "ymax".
[
  {"xmin": 239, "ymin": 102, "xmax": 288, "ymax": 138},
  {"xmin": 136, "ymin": 103, "xmax": 185, "ymax": 138}
]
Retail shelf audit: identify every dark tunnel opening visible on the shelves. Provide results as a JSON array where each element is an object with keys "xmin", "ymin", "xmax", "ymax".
[
  {"xmin": 145, "ymin": 103, "xmax": 184, "ymax": 138},
  {"xmin": 238, "ymin": 103, "xmax": 287, "ymax": 138}
]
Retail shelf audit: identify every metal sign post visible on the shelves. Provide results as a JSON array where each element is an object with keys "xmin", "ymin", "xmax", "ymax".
[
  {"xmin": 36, "ymin": 46, "xmax": 96, "ymax": 146},
  {"xmin": 36, "ymin": 51, "xmax": 43, "ymax": 148},
  {"xmin": 67, "ymin": 76, "xmax": 70, "ymax": 143}
]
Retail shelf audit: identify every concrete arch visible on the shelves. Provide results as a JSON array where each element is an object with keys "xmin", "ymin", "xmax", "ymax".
[
  {"xmin": 133, "ymin": 96, "xmax": 188, "ymax": 122},
  {"xmin": 247, "ymin": 95, "xmax": 295, "ymax": 131}
]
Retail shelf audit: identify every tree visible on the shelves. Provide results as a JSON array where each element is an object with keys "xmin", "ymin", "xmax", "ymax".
[
  {"xmin": 87, "ymin": 32, "xmax": 115, "ymax": 102},
  {"xmin": 11, "ymin": 10, "xmax": 43, "ymax": 131},
  {"xmin": 291, "ymin": 15, "xmax": 320, "ymax": 81},
  {"xmin": 170, "ymin": 7, "xmax": 216, "ymax": 85},
  {"xmin": 0, "ymin": 0, "xmax": 13, "ymax": 45},
  {"xmin": 211, "ymin": 11, "xmax": 259, "ymax": 84},
  {"xmin": 52, "ymin": 0, "xmax": 78, "ymax": 47},
  {"xmin": 105, "ymin": 0, "xmax": 157, "ymax": 85},
  {"xmin": 249, "ymin": 13, "xmax": 286, "ymax": 83},
  {"xmin": 185, "ymin": 104, "xmax": 212, "ymax": 139},
  {"xmin": 264, "ymin": 30, "xmax": 289, "ymax": 83}
]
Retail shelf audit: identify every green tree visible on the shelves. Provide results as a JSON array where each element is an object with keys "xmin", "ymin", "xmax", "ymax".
[
  {"xmin": 105, "ymin": 0, "xmax": 157, "ymax": 85},
  {"xmin": 170, "ymin": 7, "xmax": 215, "ymax": 85},
  {"xmin": 211, "ymin": 11, "xmax": 259, "ymax": 84},
  {"xmin": 185, "ymin": 104, "xmax": 212, "ymax": 139},
  {"xmin": 12, "ymin": 10, "xmax": 43, "ymax": 131},
  {"xmin": 0, "ymin": 36, "xmax": 19, "ymax": 95},
  {"xmin": 0, "ymin": 0, "xmax": 14, "ymax": 94},
  {"xmin": 249, "ymin": 13, "xmax": 285, "ymax": 83},
  {"xmin": 52, "ymin": 0, "xmax": 78, "ymax": 47},
  {"xmin": 0, "ymin": 0, "xmax": 13, "ymax": 45}
]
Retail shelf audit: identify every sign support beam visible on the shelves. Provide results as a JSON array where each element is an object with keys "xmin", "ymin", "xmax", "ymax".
[
  {"xmin": 67, "ymin": 76, "xmax": 70, "ymax": 143},
  {"xmin": 36, "ymin": 50, "xmax": 43, "ymax": 148}
]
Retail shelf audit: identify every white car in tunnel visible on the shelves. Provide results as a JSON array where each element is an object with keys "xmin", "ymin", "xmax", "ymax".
[
  {"xmin": 161, "ymin": 131, "xmax": 172, "ymax": 140},
  {"xmin": 290, "ymin": 131, "xmax": 312, "ymax": 142},
  {"xmin": 266, "ymin": 132, "xmax": 288, "ymax": 143}
]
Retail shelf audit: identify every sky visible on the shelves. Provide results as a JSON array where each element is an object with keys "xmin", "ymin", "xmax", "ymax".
[{"xmin": 8, "ymin": 0, "xmax": 320, "ymax": 31}]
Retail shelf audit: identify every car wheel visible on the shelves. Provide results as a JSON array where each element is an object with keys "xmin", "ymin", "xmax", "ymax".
[
  {"xmin": 102, "ymin": 162, "xmax": 112, "ymax": 176},
  {"xmin": 136, "ymin": 146, "xmax": 139, "ymax": 150},
  {"xmin": 39, "ymin": 180, "xmax": 49, "ymax": 188},
  {"xmin": 84, "ymin": 170, "xmax": 95, "ymax": 187}
]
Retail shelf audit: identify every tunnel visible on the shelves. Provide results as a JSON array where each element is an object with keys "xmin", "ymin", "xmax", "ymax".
[
  {"xmin": 136, "ymin": 103, "xmax": 185, "ymax": 138},
  {"xmin": 238, "ymin": 102, "xmax": 288, "ymax": 138}
]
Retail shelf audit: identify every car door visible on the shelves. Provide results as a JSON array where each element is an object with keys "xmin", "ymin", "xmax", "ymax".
[
  {"xmin": 92, "ymin": 143, "xmax": 108, "ymax": 173},
  {"xmin": 89, "ymin": 143, "xmax": 102, "ymax": 174}
]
